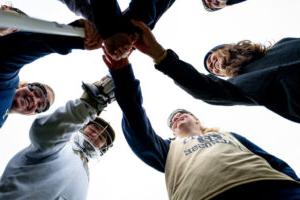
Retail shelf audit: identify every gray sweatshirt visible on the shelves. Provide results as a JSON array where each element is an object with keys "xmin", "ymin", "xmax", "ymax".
[{"xmin": 0, "ymin": 99, "xmax": 97, "ymax": 200}]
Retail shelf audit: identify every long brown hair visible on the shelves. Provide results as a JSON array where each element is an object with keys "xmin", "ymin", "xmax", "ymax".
[{"xmin": 215, "ymin": 40, "xmax": 271, "ymax": 77}]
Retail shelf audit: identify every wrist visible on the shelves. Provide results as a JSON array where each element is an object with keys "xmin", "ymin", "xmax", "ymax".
[{"xmin": 153, "ymin": 46, "xmax": 167, "ymax": 64}]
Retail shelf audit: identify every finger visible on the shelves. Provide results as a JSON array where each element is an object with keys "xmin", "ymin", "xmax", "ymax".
[
  {"xmin": 102, "ymin": 54, "xmax": 112, "ymax": 67},
  {"xmin": 114, "ymin": 47, "xmax": 130, "ymax": 59},
  {"xmin": 103, "ymin": 45, "xmax": 114, "ymax": 58}
]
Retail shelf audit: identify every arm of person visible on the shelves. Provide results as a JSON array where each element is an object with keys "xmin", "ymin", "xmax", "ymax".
[
  {"xmin": 226, "ymin": 0, "xmax": 247, "ymax": 6},
  {"xmin": 123, "ymin": 0, "xmax": 176, "ymax": 30},
  {"xmin": 110, "ymin": 64, "xmax": 170, "ymax": 173},
  {"xmin": 231, "ymin": 132, "xmax": 300, "ymax": 181},
  {"xmin": 131, "ymin": 20, "xmax": 255, "ymax": 106},
  {"xmin": 0, "ymin": 31, "xmax": 84, "ymax": 75},
  {"xmin": 28, "ymin": 99, "xmax": 97, "ymax": 157},
  {"xmin": 155, "ymin": 49, "xmax": 256, "ymax": 105}
]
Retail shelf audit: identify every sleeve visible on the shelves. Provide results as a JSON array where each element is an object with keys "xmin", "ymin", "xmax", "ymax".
[
  {"xmin": 110, "ymin": 65, "xmax": 170, "ymax": 173},
  {"xmin": 29, "ymin": 99, "xmax": 97, "ymax": 157},
  {"xmin": 155, "ymin": 49, "xmax": 256, "ymax": 106},
  {"xmin": 0, "ymin": 31, "xmax": 84, "ymax": 78},
  {"xmin": 226, "ymin": 0, "xmax": 247, "ymax": 6},
  {"xmin": 271, "ymin": 37, "xmax": 298, "ymax": 48},
  {"xmin": 90, "ymin": 0, "xmax": 176, "ymax": 38},
  {"xmin": 89, "ymin": 0, "xmax": 133, "ymax": 39},
  {"xmin": 231, "ymin": 132, "xmax": 300, "ymax": 181},
  {"xmin": 123, "ymin": 0, "xmax": 176, "ymax": 29}
]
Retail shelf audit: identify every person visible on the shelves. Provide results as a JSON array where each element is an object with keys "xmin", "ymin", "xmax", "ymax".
[
  {"xmin": 0, "ymin": 4, "xmax": 28, "ymax": 36},
  {"xmin": 57, "ymin": 0, "xmax": 249, "ymax": 60},
  {"xmin": 57, "ymin": 0, "xmax": 177, "ymax": 60},
  {"xmin": 102, "ymin": 52, "xmax": 300, "ymax": 200},
  {"xmin": 202, "ymin": 0, "xmax": 247, "ymax": 11},
  {"xmin": 130, "ymin": 21, "xmax": 300, "ymax": 124},
  {"xmin": 0, "ymin": 75, "xmax": 115, "ymax": 199},
  {"xmin": 0, "ymin": 5, "xmax": 102, "ymax": 128}
]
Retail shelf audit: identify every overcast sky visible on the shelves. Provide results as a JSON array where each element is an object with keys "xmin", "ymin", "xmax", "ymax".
[{"xmin": 0, "ymin": 0, "xmax": 300, "ymax": 199}]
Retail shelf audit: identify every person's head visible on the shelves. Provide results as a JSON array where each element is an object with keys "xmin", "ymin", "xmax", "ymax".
[
  {"xmin": 0, "ymin": 5, "xmax": 27, "ymax": 36},
  {"xmin": 202, "ymin": 0, "xmax": 227, "ymax": 11},
  {"xmin": 10, "ymin": 82, "xmax": 55, "ymax": 115},
  {"xmin": 73, "ymin": 117, "xmax": 115, "ymax": 160},
  {"xmin": 167, "ymin": 109, "xmax": 219, "ymax": 138},
  {"xmin": 204, "ymin": 40, "xmax": 270, "ymax": 77}
]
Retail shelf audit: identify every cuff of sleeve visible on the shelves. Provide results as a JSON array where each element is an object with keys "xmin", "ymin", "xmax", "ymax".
[
  {"xmin": 79, "ymin": 99, "xmax": 98, "ymax": 117},
  {"xmin": 154, "ymin": 49, "xmax": 179, "ymax": 71},
  {"xmin": 66, "ymin": 36, "xmax": 85, "ymax": 50},
  {"xmin": 109, "ymin": 64, "xmax": 135, "ymax": 87},
  {"xmin": 153, "ymin": 49, "xmax": 168, "ymax": 64}
]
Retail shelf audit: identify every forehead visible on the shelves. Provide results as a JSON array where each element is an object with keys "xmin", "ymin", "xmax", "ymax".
[
  {"xmin": 86, "ymin": 122, "xmax": 104, "ymax": 130},
  {"xmin": 169, "ymin": 111, "xmax": 194, "ymax": 122}
]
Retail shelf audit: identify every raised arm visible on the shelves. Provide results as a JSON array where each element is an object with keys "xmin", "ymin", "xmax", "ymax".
[
  {"xmin": 231, "ymin": 132, "xmax": 299, "ymax": 181},
  {"xmin": 29, "ymin": 99, "xmax": 97, "ymax": 154},
  {"xmin": 29, "ymin": 75, "xmax": 114, "ymax": 157},
  {"xmin": 132, "ymin": 20, "xmax": 256, "ymax": 106},
  {"xmin": 0, "ymin": 19, "xmax": 101, "ymax": 75},
  {"xmin": 123, "ymin": 0, "xmax": 176, "ymax": 30},
  {"xmin": 103, "ymin": 55, "xmax": 170, "ymax": 173},
  {"xmin": 155, "ymin": 49, "xmax": 256, "ymax": 105},
  {"xmin": 0, "ymin": 31, "xmax": 83, "ymax": 74}
]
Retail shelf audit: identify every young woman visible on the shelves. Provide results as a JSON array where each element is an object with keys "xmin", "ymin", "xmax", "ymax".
[{"xmin": 131, "ymin": 21, "xmax": 300, "ymax": 124}]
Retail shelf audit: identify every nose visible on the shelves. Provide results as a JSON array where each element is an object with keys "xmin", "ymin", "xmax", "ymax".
[{"xmin": 171, "ymin": 113, "xmax": 184, "ymax": 125}]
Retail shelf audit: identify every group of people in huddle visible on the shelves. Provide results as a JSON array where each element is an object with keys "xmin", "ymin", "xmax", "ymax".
[{"xmin": 0, "ymin": 0, "xmax": 300, "ymax": 199}]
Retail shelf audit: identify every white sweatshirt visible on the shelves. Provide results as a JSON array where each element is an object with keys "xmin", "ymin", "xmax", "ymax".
[{"xmin": 0, "ymin": 99, "xmax": 97, "ymax": 200}]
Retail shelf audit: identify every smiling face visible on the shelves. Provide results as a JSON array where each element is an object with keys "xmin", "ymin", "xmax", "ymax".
[
  {"xmin": 206, "ymin": 49, "xmax": 230, "ymax": 77},
  {"xmin": 202, "ymin": 0, "xmax": 227, "ymax": 11},
  {"xmin": 10, "ymin": 83, "xmax": 54, "ymax": 115},
  {"xmin": 169, "ymin": 111, "xmax": 203, "ymax": 137}
]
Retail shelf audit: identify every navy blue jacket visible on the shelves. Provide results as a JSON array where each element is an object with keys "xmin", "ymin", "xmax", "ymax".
[
  {"xmin": 60, "ymin": 0, "xmax": 246, "ymax": 38},
  {"xmin": 88, "ymin": 0, "xmax": 176, "ymax": 39},
  {"xmin": 155, "ymin": 38, "xmax": 300, "ymax": 123},
  {"xmin": 227, "ymin": 0, "xmax": 247, "ymax": 6},
  {"xmin": 110, "ymin": 64, "xmax": 299, "ymax": 181},
  {"xmin": 0, "ymin": 32, "xmax": 84, "ymax": 128}
]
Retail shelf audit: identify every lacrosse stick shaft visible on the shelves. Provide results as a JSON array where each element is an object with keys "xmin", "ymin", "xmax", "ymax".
[{"xmin": 0, "ymin": 10, "xmax": 85, "ymax": 37}]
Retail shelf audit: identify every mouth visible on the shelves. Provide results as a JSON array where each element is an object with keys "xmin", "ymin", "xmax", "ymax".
[{"xmin": 85, "ymin": 131, "xmax": 99, "ymax": 142}]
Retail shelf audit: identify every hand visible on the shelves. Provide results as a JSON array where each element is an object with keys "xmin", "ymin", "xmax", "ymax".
[
  {"xmin": 80, "ymin": 75, "xmax": 115, "ymax": 113},
  {"xmin": 102, "ymin": 47, "xmax": 130, "ymax": 71},
  {"xmin": 81, "ymin": 20, "xmax": 103, "ymax": 50},
  {"xmin": 131, "ymin": 20, "xmax": 166, "ymax": 61},
  {"xmin": 103, "ymin": 32, "xmax": 138, "ymax": 60}
]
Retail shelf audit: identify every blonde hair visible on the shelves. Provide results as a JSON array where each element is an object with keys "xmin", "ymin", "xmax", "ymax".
[
  {"xmin": 192, "ymin": 115, "xmax": 220, "ymax": 134},
  {"xmin": 216, "ymin": 40, "xmax": 271, "ymax": 77},
  {"xmin": 201, "ymin": 127, "xmax": 220, "ymax": 134}
]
